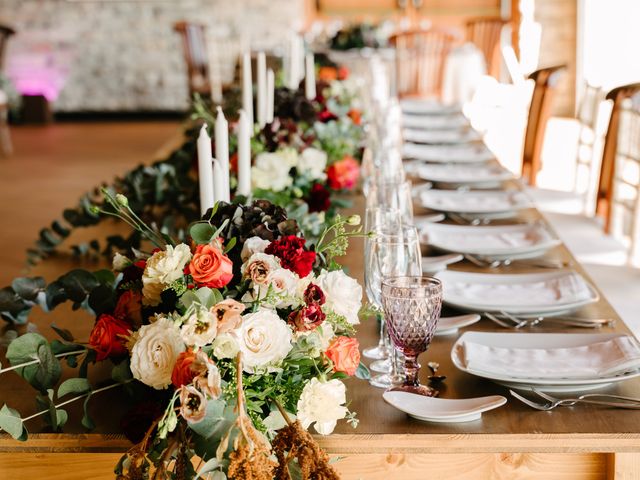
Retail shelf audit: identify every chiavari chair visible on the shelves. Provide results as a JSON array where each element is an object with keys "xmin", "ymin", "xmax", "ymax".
[
  {"xmin": 0, "ymin": 23, "xmax": 15, "ymax": 157},
  {"xmin": 465, "ymin": 16, "xmax": 508, "ymax": 79},
  {"xmin": 174, "ymin": 21, "xmax": 212, "ymax": 100}
]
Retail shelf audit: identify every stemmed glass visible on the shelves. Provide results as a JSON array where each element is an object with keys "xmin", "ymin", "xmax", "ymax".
[
  {"xmin": 381, "ymin": 276, "xmax": 443, "ymax": 397},
  {"xmin": 366, "ymin": 226, "xmax": 423, "ymax": 388}
]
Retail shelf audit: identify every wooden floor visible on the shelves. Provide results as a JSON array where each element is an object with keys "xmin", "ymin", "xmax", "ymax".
[{"xmin": 0, "ymin": 120, "xmax": 181, "ymax": 286}]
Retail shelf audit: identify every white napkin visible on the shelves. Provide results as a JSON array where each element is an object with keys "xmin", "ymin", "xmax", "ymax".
[
  {"xmin": 459, "ymin": 335, "xmax": 640, "ymax": 379},
  {"xmin": 443, "ymin": 272, "xmax": 593, "ymax": 308},
  {"xmin": 424, "ymin": 224, "xmax": 555, "ymax": 251},
  {"xmin": 404, "ymin": 143, "xmax": 495, "ymax": 163},
  {"xmin": 402, "ymin": 113, "xmax": 468, "ymax": 130},
  {"xmin": 400, "ymin": 99, "xmax": 462, "ymax": 115},
  {"xmin": 403, "ymin": 128, "xmax": 482, "ymax": 145},
  {"xmin": 417, "ymin": 164, "xmax": 510, "ymax": 182},
  {"xmin": 420, "ymin": 190, "xmax": 529, "ymax": 212}
]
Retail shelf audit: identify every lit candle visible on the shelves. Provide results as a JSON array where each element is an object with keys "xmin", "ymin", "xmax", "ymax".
[
  {"xmin": 266, "ymin": 68, "xmax": 275, "ymax": 123},
  {"xmin": 237, "ymin": 109, "xmax": 251, "ymax": 196},
  {"xmin": 288, "ymin": 34, "xmax": 302, "ymax": 90},
  {"xmin": 215, "ymin": 106, "xmax": 230, "ymax": 202},
  {"xmin": 212, "ymin": 159, "xmax": 225, "ymax": 205},
  {"xmin": 305, "ymin": 52, "xmax": 316, "ymax": 100},
  {"xmin": 196, "ymin": 124, "xmax": 214, "ymax": 215},
  {"xmin": 256, "ymin": 52, "xmax": 267, "ymax": 128},
  {"xmin": 241, "ymin": 52, "xmax": 253, "ymax": 127}
]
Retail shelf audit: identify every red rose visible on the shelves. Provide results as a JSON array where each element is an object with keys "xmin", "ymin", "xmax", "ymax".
[
  {"xmin": 171, "ymin": 350, "xmax": 198, "ymax": 388},
  {"xmin": 89, "ymin": 314, "xmax": 131, "ymax": 361},
  {"xmin": 325, "ymin": 336, "xmax": 360, "ymax": 376},
  {"xmin": 288, "ymin": 303, "xmax": 326, "ymax": 332},
  {"xmin": 265, "ymin": 235, "xmax": 316, "ymax": 277},
  {"xmin": 114, "ymin": 290, "xmax": 142, "ymax": 326},
  {"xmin": 303, "ymin": 283, "xmax": 325, "ymax": 305},
  {"xmin": 307, "ymin": 183, "xmax": 331, "ymax": 213},
  {"xmin": 188, "ymin": 241, "xmax": 234, "ymax": 288},
  {"xmin": 318, "ymin": 108, "xmax": 338, "ymax": 123},
  {"xmin": 327, "ymin": 156, "xmax": 360, "ymax": 190},
  {"xmin": 338, "ymin": 66, "xmax": 350, "ymax": 80}
]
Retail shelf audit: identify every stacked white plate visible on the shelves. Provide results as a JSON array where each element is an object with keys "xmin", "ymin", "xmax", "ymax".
[
  {"xmin": 416, "ymin": 163, "xmax": 513, "ymax": 186},
  {"xmin": 402, "ymin": 113, "xmax": 469, "ymax": 130},
  {"xmin": 404, "ymin": 143, "xmax": 495, "ymax": 163},
  {"xmin": 400, "ymin": 99, "xmax": 462, "ymax": 115},
  {"xmin": 420, "ymin": 222, "xmax": 561, "ymax": 260},
  {"xmin": 435, "ymin": 270, "xmax": 599, "ymax": 316},
  {"xmin": 419, "ymin": 189, "xmax": 532, "ymax": 216},
  {"xmin": 452, "ymin": 332, "xmax": 640, "ymax": 392},
  {"xmin": 403, "ymin": 128, "xmax": 482, "ymax": 145}
]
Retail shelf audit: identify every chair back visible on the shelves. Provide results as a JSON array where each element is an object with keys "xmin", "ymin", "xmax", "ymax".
[
  {"xmin": 0, "ymin": 24, "xmax": 14, "ymax": 71},
  {"xmin": 465, "ymin": 16, "xmax": 507, "ymax": 78},
  {"xmin": 596, "ymin": 83, "xmax": 640, "ymax": 235},
  {"xmin": 521, "ymin": 65, "xmax": 566, "ymax": 186},
  {"xmin": 390, "ymin": 29, "xmax": 456, "ymax": 99},
  {"xmin": 174, "ymin": 21, "xmax": 211, "ymax": 99}
]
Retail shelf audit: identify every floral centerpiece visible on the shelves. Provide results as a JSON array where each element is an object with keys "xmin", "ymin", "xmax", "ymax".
[{"xmin": 0, "ymin": 193, "xmax": 367, "ymax": 479}]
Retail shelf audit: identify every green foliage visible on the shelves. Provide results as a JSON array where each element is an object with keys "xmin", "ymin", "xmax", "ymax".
[
  {"xmin": 57, "ymin": 378, "xmax": 91, "ymax": 398},
  {"xmin": 6, "ymin": 333, "xmax": 61, "ymax": 392},
  {"xmin": 0, "ymin": 404, "xmax": 26, "ymax": 440}
]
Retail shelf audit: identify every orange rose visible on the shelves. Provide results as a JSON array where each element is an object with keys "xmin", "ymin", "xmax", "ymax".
[
  {"xmin": 114, "ymin": 290, "xmax": 143, "ymax": 326},
  {"xmin": 89, "ymin": 314, "xmax": 131, "ymax": 361},
  {"xmin": 211, "ymin": 299, "xmax": 245, "ymax": 333},
  {"xmin": 171, "ymin": 349, "xmax": 198, "ymax": 388},
  {"xmin": 189, "ymin": 241, "xmax": 233, "ymax": 288},
  {"xmin": 348, "ymin": 109, "xmax": 362, "ymax": 125},
  {"xmin": 327, "ymin": 156, "xmax": 360, "ymax": 190},
  {"xmin": 318, "ymin": 66, "xmax": 338, "ymax": 82},
  {"xmin": 325, "ymin": 336, "xmax": 360, "ymax": 376}
]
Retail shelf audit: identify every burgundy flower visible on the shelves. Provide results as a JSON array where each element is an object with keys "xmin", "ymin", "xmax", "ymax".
[
  {"xmin": 304, "ymin": 283, "xmax": 325, "ymax": 306},
  {"xmin": 288, "ymin": 303, "xmax": 326, "ymax": 332},
  {"xmin": 264, "ymin": 235, "xmax": 316, "ymax": 277},
  {"xmin": 307, "ymin": 183, "xmax": 331, "ymax": 213}
]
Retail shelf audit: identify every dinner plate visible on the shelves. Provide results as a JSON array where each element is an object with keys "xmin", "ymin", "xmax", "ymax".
[
  {"xmin": 402, "ymin": 113, "xmax": 469, "ymax": 130},
  {"xmin": 422, "ymin": 253, "xmax": 464, "ymax": 273},
  {"xmin": 403, "ymin": 143, "xmax": 495, "ymax": 163},
  {"xmin": 451, "ymin": 332, "xmax": 640, "ymax": 392},
  {"xmin": 403, "ymin": 128, "xmax": 482, "ymax": 145},
  {"xmin": 420, "ymin": 222, "xmax": 561, "ymax": 259},
  {"xmin": 435, "ymin": 270, "xmax": 599, "ymax": 315},
  {"xmin": 435, "ymin": 313, "xmax": 481, "ymax": 335},
  {"xmin": 416, "ymin": 163, "xmax": 513, "ymax": 186},
  {"xmin": 383, "ymin": 390, "xmax": 506, "ymax": 422},
  {"xmin": 419, "ymin": 189, "xmax": 532, "ymax": 214},
  {"xmin": 400, "ymin": 99, "xmax": 463, "ymax": 116}
]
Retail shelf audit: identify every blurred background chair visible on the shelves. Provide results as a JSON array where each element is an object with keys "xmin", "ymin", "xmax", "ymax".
[
  {"xmin": 0, "ymin": 23, "xmax": 15, "ymax": 157},
  {"xmin": 174, "ymin": 21, "xmax": 212, "ymax": 100},
  {"xmin": 465, "ymin": 16, "xmax": 507, "ymax": 79}
]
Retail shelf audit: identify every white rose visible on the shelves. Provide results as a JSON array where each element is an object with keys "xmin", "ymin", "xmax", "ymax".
[
  {"xmin": 316, "ymin": 270, "xmax": 363, "ymax": 324},
  {"xmin": 237, "ymin": 309, "xmax": 293, "ymax": 372},
  {"xmin": 112, "ymin": 252, "xmax": 130, "ymax": 271},
  {"xmin": 180, "ymin": 307, "xmax": 218, "ymax": 347},
  {"xmin": 241, "ymin": 236, "xmax": 271, "ymax": 262},
  {"xmin": 130, "ymin": 316, "xmax": 185, "ymax": 389},
  {"xmin": 297, "ymin": 378, "xmax": 348, "ymax": 435},
  {"xmin": 142, "ymin": 244, "xmax": 192, "ymax": 306},
  {"xmin": 241, "ymin": 252, "xmax": 281, "ymax": 285},
  {"xmin": 298, "ymin": 148, "xmax": 327, "ymax": 181},
  {"xmin": 212, "ymin": 333, "xmax": 240, "ymax": 359},
  {"xmin": 251, "ymin": 152, "xmax": 294, "ymax": 192},
  {"xmin": 255, "ymin": 268, "xmax": 301, "ymax": 308}
]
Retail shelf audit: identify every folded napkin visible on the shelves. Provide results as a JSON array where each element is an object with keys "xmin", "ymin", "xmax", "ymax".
[
  {"xmin": 403, "ymin": 128, "xmax": 481, "ymax": 145},
  {"xmin": 459, "ymin": 335, "xmax": 640, "ymax": 379},
  {"xmin": 402, "ymin": 113, "xmax": 468, "ymax": 130},
  {"xmin": 417, "ymin": 164, "xmax": 509, "ymax": 182},
  {"xmin": 400, "ymin": 99, "xmax": 462, "ymax": 115},
  {"xmin": 420, "ymin": 191, "xmax": 528, "ymax": 212},
  {"xmin": 443, "ymin": 272, "xmax": 593, "ymax": 307},
  {"xmin": 404, "ymin": 143, "xmax": 495, "ymax": 163},
  {"xmin": 424, "ymin": 224, "xmax": 555, "ymax": 251}
]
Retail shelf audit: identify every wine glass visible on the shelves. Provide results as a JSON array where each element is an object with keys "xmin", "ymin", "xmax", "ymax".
[
  {"xmin": 367, "ymin": 226, "xmax": 422, "ymax": 388},
  {"xmin": 381, "ymin": 276, "xmax": 443, "ymax": 397}
]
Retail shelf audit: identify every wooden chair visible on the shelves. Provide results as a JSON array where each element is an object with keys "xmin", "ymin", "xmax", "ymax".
[
  {"xmin": 0, "ymin": 23, "xmax": 15, "ymax": 157},
  {"xmin": 390, "ymin": 29, "xmax": 456, "ymax": 99},
  {"xmin": 595, "ymin": 83, "xmax": 640, "ymax": 233},
  {"xmin": 465, "ymin": 16, "xmax": 508, "ymax": 78},
  {"xmin": 521, "ymin": 64, "xmax": 566, "ymax": 186},
  {"xmin": 174, "ymin": 21, "xmax": 211, "ymax": 99}
]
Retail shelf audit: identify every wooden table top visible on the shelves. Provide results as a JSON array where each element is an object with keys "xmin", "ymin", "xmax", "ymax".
[{"xmin": 2, "ymin": 152, "xmax": 640, "ymax": 455}]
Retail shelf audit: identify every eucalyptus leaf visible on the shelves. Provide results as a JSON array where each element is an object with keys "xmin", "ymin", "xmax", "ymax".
[
  {"xmin": 111, "ymin": 359, "xmax": 132, "ymax": 383},
  {"xmin": 355, "ymin": 361, "xmax": 371, "ymax": 380},
  {"xmin": 51, "ymin": 323, "xmax": 74, "ymax": 342},
  {"xmin": 190, "ymin": 223, "xmax": 215, "ymax": 245},
  {"xmin": 82, "ymin": 392, "xmax": 95, "ymax": 430},
  {"xmin": 59, "ymin": 269, "xmax": 100, "ymax": 303},
  {"xmin": 88, "ymin": 284, "xmax": 116, "ymax": 316},
  {"xmin": 58, "ymin": 378, "xmax": 91, "ymax": 398},
  {"xmin": 0, "ymin": 404, "xmax": 25, "ymax": 440},
  {"xmin": 11, "ymin": 277, "xmax": 46, "ymax": 301},
  {"xmin": 6, "ymin": 333, "xmax": 61, "ymax": 392},
  {"xmin": 56, "ymin": 409, "xmax": 68, "ymax": 429}
]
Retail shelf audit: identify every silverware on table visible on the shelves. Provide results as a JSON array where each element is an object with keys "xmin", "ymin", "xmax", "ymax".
[
  {"xmin": 463, "ymin": 253, "xmax": 570, "ymax": 270},
  {"xmin": 481, "ymin": 311, "xmax": 614, "ymax": 329},
  {"xmin": 510, "ymin": 389, "xmax": 640, "ymax": 410}
]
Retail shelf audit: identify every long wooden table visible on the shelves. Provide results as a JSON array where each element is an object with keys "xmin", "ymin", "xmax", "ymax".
[{"xmin": 1, "ymin": 161, "xmax": 640, "ymax": 480}]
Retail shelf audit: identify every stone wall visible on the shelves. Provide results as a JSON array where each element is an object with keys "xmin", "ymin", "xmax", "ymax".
[{"xmin": 0, "ymin": 0, "xmax": 305, "ymax": 112}]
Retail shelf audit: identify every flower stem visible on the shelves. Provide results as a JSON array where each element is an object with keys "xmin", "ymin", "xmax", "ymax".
[{"xmin": 0, "ymin": 349, "xmax": 86, "ymax": 375}]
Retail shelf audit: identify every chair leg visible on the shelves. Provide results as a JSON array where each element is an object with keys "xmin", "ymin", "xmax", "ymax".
[{"xmin": 0, "ymin": 103, "xmax": 12, "ymax": 157}]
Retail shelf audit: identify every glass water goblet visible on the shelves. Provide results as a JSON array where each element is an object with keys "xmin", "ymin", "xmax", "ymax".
[{"xmin": 381, "ymin": 276, "xmax": 443, "ymax": 397}]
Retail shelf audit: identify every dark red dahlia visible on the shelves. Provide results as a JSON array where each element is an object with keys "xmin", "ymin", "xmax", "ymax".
[
  {"xmin": 288, "ymin": 303, "xmax": 326, "ymax": 332},
  {"xmin": 307, "ymin": 183, "xmax": 331, "ymax": 213},
  {"xmin": 265, "ymin": 235, "xmax": 316, "ymax": 277}
]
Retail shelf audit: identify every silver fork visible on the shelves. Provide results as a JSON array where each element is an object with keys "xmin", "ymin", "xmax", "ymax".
[
  {"xmin": 533, "ymin": 388, "xmax": 640, "ymax": 405},
  {"xmin": 483, "ymin": 311, "xmax": 528, "ymax": 329},
  {"xmin": 464, "ymin": 253, "xmax": 569, "ymax": 270},
  {"xmin": 510, "ymin": 389, "xmax": 640, "ymax": 410},
  {"xmin": 510, "ymin": 313, "xmax": 614, "ymax": 329}
]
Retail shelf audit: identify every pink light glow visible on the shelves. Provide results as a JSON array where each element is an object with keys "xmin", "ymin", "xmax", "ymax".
[{"xmin": 7, "ymin": 53, "xmax": 71, "ymax": 102}]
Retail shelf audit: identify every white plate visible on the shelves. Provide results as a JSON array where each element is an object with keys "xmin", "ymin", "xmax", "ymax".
[
  {"xmin": 436, "ymin": 313, "xmax": 481, "ymax": 335},
  {"xmin": 422, "ymin": 253, "xmax": 464, "ymax": 273},
  {"xmin": 419, "ymin": 189, "xmax": 532, "ymax": 214},
  {"xmin": 402, "ymin": 113, "xmax": 469, "ymax": 130},
  {"xmin": 383, "ymin": 390, "xmax": 506, "ymax": 423},
  {"xmin": 435, "ymin": 270, "xmax": 599, "ymax": 315},
  {"xmin": 420, "ymin": 223, "xmax": 561, "ymax": 259},
  {"xmin": 416, "ymin": 164, "xmax": 513, "ymax": 186},
  {"xmin": 403, "ymin": 128, "xmax": 482, "ymax": 145},
  {"xmin": 403, "ymin": 143, "xmax": 495, "ymax": 163},
  {"xmin": 401, "ymin": 99, "xmax": 462, "ymax": 115},
  {"xmin": 451, "ymin": 332, "xmax": 640, "ymax": 392}
]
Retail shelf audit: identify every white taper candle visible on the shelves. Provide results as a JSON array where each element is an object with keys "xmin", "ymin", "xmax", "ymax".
[
  {"xmin": 215, "ymin": 106, "xmax": 230, "ymax": 202},
  {"xmin": 266, "ymin": 68, "xmax": 275, "ymax": 123},
  {"xmin": 237, "ymin": 109, "xmax": 251, "ymax": 196},
  {"xmin": 196, "ymin": 124, "xmax": 215, "ymax": 215},
  {"xmin": 241, "ymin": 52, "xmax": 253, "ymax": 128},
  {"xmin": 256, "ymin": 52, "xmax": 267, "ymax": 128},
  {"xmin": 305, "ymin": 52, "xmax": 316, "ymax": 100}
]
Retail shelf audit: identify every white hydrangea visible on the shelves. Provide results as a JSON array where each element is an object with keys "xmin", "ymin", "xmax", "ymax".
[
  {"xmin": 297, "ymin": 148, "xmax": 327, "ymax": 181},
  {"xmin": 297, "ymin": 378, "xmax": 348, "ymax": 435},
  {"xmin": 251, "ymin": 151, "xmax": 295, "ymax": 192}
]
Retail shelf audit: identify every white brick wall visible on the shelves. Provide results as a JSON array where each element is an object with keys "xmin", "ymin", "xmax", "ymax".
[{"xmin": 0, "ymin": 0, "xmax": 305, "ymax": 112}]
